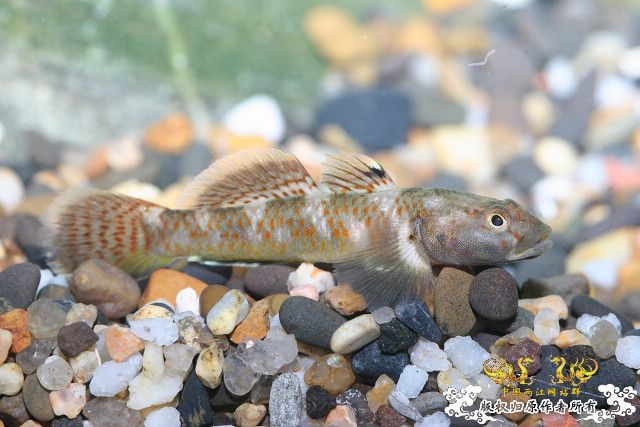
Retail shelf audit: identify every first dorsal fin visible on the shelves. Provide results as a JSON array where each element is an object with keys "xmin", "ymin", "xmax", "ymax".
[
  {"xmin": 177, "ymin": 148, "xmax": 318, "ymax": 209},
  {"xmin": 321, "ymin": 152, "xmax": 396, "ymax": 194}
]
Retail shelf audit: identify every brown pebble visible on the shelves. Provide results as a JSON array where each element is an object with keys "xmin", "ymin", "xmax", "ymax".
[
  {"xmin": 199, "ymin": 285, "xmax": 231, "ymax": 317},
  {"xmin": 324, "ymin": 284, "xmax": 367, "ymax": 316},
  {"xmin": 373, "ymin": 405, "xmax": 407, "ymax": 427}
]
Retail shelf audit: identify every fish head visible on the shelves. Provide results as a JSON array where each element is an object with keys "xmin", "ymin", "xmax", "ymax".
[{"xmin": 418, "ymin": 192, "xmax": 552, "ymax": 266}]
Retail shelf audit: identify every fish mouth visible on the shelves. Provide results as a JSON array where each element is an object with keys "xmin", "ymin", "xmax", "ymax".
[{"xmin": 506, "ymin": 229, "xmax": 553, "ymax": 261}]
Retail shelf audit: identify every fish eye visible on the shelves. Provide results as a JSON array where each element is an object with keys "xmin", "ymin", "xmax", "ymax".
[{"xmin": 490, "ymin": 214, "xmax": 505, "ymax": 228}]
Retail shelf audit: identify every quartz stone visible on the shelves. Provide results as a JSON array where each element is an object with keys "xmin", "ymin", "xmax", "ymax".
[
  {"xmin": 304, "ymin": 353, "xmax": 356, "ymax": 395},
  {"xmin": 36, "ymin": 355, "xmax": 73, "ymax": 391}
]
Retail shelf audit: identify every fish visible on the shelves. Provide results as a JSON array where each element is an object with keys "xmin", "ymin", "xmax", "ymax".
[{"xmin": 43, "ymin": 148, "xmax": 552, "ymax": 309}]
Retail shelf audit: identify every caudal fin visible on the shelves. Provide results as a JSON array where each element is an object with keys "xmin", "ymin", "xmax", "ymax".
[{"xmin": 43, "ymin": 189, "xmax": 175, "ymax": 277}]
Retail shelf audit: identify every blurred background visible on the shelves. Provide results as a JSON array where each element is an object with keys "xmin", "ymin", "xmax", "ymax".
[{"xmin": 1, "ymin": 0, "xmax": 639, "ymax": 320}]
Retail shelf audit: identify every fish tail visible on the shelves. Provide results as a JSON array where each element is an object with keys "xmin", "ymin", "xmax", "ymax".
[{"xmin": 42, "ymin": 189, "xmax": 175, "ymax": 277}]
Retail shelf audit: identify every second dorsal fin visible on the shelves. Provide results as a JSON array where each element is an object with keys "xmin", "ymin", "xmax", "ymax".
[
  {"xmin": 321, "ymin": 152, "xmax": 396, "ymax": 194},
  {"xmin": 178, "ymin": 148, "xmax": 318, "ymax": 209}
]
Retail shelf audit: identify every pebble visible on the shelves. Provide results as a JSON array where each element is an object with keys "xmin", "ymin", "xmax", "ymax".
[
  {"xmin": 304, "ymin": 353, "xmax": 355, "ymax": 395},
  {"xmin": 0, "ymin": 262, "xmax": 41, "ymax": 309},
  {"xmin": 205, "ymin": 289, "xmax": 249, "ymax": 335},
  {"xmin": 71, "ymin": 259, "xmax": 140, "ymax": 319},
  {"xmin": 279, "ymin": 296, "xmax": 346, "ymax": 349},
  {"xmin": 104, "ymin": 324, "xmax": 145, "ymax": 362},
  {"xmin": 374, "ymin": 404, "xmax": 407, "ymax": 427},
  {"xmin": 144, "ymin": 407, "xmax": 181, "ymax": 427},
  {"xmin": 352, "ymin": 341, "xmax": 410, "ymax": 383},
  {"xmin": 336, "ymin": 388, "xmax": 374, "ymax": 424},
  {"xmin": 177, "ymin": 369, "xmax": 215, "ymax": 427},
  {"xmin": 521, "ymin": 274, "xmax": 589, "ymax": 303},
  {"xmin": 287, "ymin": 263, "xmax": 334, "ymax": 294},
  {"xmin": 325, "ymin": 405, "xmax": 357, "ymax": 427},
  {"xmin": 89, "ymin": 352, "xmax": 142, "ymax": 397},
  {"xmin": 412, "ymin": 391, "xmax": 448, "ymax": 416},
  {"xmin": 394, "ymin": 301, "xmax": 442, "ymax": 343},
  {"xmin": 410, "ymin": 338, "xmax": 452, "ymax": 372},
  {"xmin": 570, "ymin": 294, "xmax": 633, "ymax": 333},
  {"xmin": 387, "ymin": 390, "xmax": 422, "ymax": 421},
  {"xmin": 469, "ymin": 268, "xmax": 519, "ymax": 322},
  {"xmin": 69, "ymin": 350, "xmax": 99, "ymax": 384},
  {"xmin": 82, "ymin": 397, "xmax": 142, "ymax": 427},
  {"xmin": 198, "ymin": 284, "xmax": 230, "ymax": 316},
  {"xmin": 65, "ymin": 303, "xmax": 97, "ymax": 326},
  {"xmin": 371, "ymin": 306, "xmax": 395, "ymax": 324},
  {"xmin": 491, "ymin": 307, "xmax": 534, "ymax": 335},
  {"xmin": 330, "ymin": 313, "xmax": 380, "ymax": 354},
  {"xmin": 233, "ymin": 403, "xmax": 267, "ymax": 427},
  {"xmin": 128, "ymin": 316, "xmax": 179, "ymax": 345},
  {"xmin": 590, "ymin": 319, "xmax": 618, "ymax": 359},
  {"xmin": 554, "ymin": 329, "xmax": 590, "ymax": 349},
  {"xmin": 435, "ymin": 267, "xmax": 476, "ymax": 336},
  {"xmin": 223, "ymin": 95, "xmax": 285, "ymax": 143},
  {"xmin": 0, "ymin": 363, "xmax": 24, "ymax": 395},
  {"xmin": 244, "ymin": 265, "xmax": 294, "ymax": 299},
  {"xmin": 518, "ymin": 295, "xmax": 568, "ymax": 319},
  {"xmin": 615, "ymin": 335, "xmax": 640, "ymax": 369},
  {"xmin": 378, "ymin": 318, "xmax": 418, "ymax": 354},
  {"xmin": 0, "ymin": 165, "xmax": 26, "ymax": 210},
  {"xmin": 195, "ymin": 343, "xmax": 224, "ymax": 389},
  {"xmin": 324, "ymin": 283, "xmax": 367, "ymax": 316},
  {"xmin": 223, "ymin": 347, "xmax": 261, "ymax": 395},
  {"xmin": 164, "ymin": 343, "xmax": 197, "ymax": 380},
  {"xmin": 415, "ymin": 411, "xmax": 451, "ymax": 427},
  {"xmin": 36, "ymin": 355, "xmax": 73, "ymax": 391},
  {"xmin": 0, "ymin": 329, "xmax": 10, "ymax": 364},
  {"xmin": 27, "ymin": 299, "xmax": 66, "ymax": 339},
  {"xmin": 443, "ymin": 336, "xmax": 490, "ymax": 378},
  {"xmin": 305, "ymin": 385, "xmax": 336, "ymax": 420},
  {"xmin": 269, "ymin": 373, "xmax": 304, "ymax": 427},
  {"xmin": 580, "ymin": 357, "xmax": 636, "ymax": 406},
  {"xmin": 396, "ymin": 364, "xmax": 428, "ymax": 399},
  {"xmin": 504, "ymin": 338, "xmax": 542, "ymax": 375},
  {"xmin": 229, "ymin": 298, "xmax": 270, "ymax": 344},
  {"xmin": 0, "ymin": 393, "xmax": 30, "ymax": 425},
  {"xmin": 436, "ymin": 368, "xmax": 470, "ymax": 393},
  {"xmin": 22, "ymin": 373, "xmax": 55, "ymax": 422},
  {"xmin": 16, "ymin": 338, "xmax": 56, "ymax": 375},
  {"xmin": 288, "ymin": 284, "xmax": 319, "ymax": 300},
  {"xmin": 0, "ymin": 309, "xmax": 31, "ymax": 352},
  {"xmin": 49, "ymin": 383, "xmax": 86, "ymax": 418},
  {"xmin": 533, "ymin": 307, "xmax": 560, "ymax": 344},
  {"xmin": 366, "ymin": 374, "xmax": 394, "ymax": 413},
  {"xmin": 127, "ymin": 342, "xmax": 183, "ymax": 410},
  {"xmin": 57, "ymin": 322, "xmax": 98, "ymax": 358},
  {"xmin": 175, "ymin": 287, "xmax": 200, "ymax": 314},
  {"xmin": 139, "ymin": 269, "xmax": 208, "ymax": 309},
  {"xmin": 236, "ymin": 325, "xmax": 298, "ymax": 376},
  {"xmin": 143, "ymin": 114, "xmax": 194, "ymax": 155}
]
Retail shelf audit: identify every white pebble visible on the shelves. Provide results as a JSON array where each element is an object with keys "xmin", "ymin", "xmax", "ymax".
[
  {"xmin": 287, "ymin": 263, "xmax": 335, "ymax": 294},
  {"xmin": 615, "ymin": 336, "xmax": 640, "ymax": 369},
  {"xmin": 175, "ymin": 287, "xmax": 199, "ymax": 314},
  {"xmin": 129, "ymin": 317, "xmax": 179, "ymax": 345},
  {"xmin": 443, "ymin": 336, "xmax": 490, "ymax": 378},
  {"xmin": 415, "ymin": 411, "xmax": 451, "ymax": 427},
  {"xmin": 144, "ymin": 406, "xmax": 181, "ymax": 427},
  {"xmin": 0, "ymin": 167, "xmax": 24, "ymax": 212},
  {"xmin": 410, "ymin": 339, "xmax": 452, "ymax": 372},
  {"xmin": 330, "ymin": 314, "xmax": 380, "ymax": 354},
  {"xmin": 223, "ymin": 94, "xmax": 285, "ymax": 143},
  {"xmin": 533, "ymin": 308, "xmax": 560, "ymax": 345},
  {"xmin": 387, "ymin": 390, "xmax": 422, "ymax": 421},
  {"xmin": 89, "ymin": 353, "xmax": 143, "ymax": 397},
  {"xmin": 206, "ymin": 289, "xmax": 249, "ymax": 335},
  {"xmin": 577, "ymin": 313, "xmax": 621, "ymax": 338},
  {"xmin": 371, "ymin": 306, "xmax": 395, "ymax": 324},
  {"xmin": 0, "ymin": 363, "xmax": 24, "ymax": 396},
  {"xmin": 473, "ymin": 373, "xmax": 501, "ymax": 400},
  {"xmin": 396, "ymin": 365, "xmax": 428, "ymax": 399}
]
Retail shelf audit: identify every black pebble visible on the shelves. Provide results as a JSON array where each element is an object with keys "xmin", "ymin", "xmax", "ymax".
[
  {"xmin": 184, "ymin": 262, "xmax": 231, "ymax": 285},
  {"xmin": 178, "ymin": 369, "xmax": 215, "ymax": 427},
  {"xmin": 378, "ymin": 319, "xmax": 418, "ymax": 355},
  {"xmin": 279, "ymin": 296, "xmax": 345, "ymax": 349},
  {"xmin": 351, "ymin": 341, "xmax": 409, "ymax": 383},
  {"xmin": 0, "ymin": 263, "xmax": 41, "ymax": 310},
  {"xmin": 394, "ymin": 301, "xmax": 442, "ymax": 343},
  {"xmin": 469, "ymin": 268, "xmax": 519, "ymax": 322},
  {"xmin": 336, "ymin": 389, "xmax": 374, "ymax": 424},
  {"xmin": 57, "ymin": 322, "xmax": 99, "ymax": 358},
  {"xmin": 244, "ymin": 265, "xmax": 294, "ymax": 299},
  {"xmin": 570, "ymin": 295, "xmax": 634, "ymax": 334},
  {"xmin": 210, "ymin": 414, "xmax": 234, "ymax": 426},
  {"xmin": 51, "ymin": 417, "xmax": 83, "ymax": 427},
  {"xmin": 13, "ymin": 214, "xmax": 48, "ymax": 267},
  {"xmin": 305, "ymin": 386, "xmax": 336, "ymax": 420},
  {"xmin": 471, "ymin": 332, "xmax": 500, "ymax": 353},
  {"xmin": 624, "ymin": 328, "xmax": 640, "ymax": 337}
]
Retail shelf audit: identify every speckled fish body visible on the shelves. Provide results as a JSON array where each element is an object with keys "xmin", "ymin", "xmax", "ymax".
[{"xmin": 44, "ymin": 149, "xmax": 552, "ymax": 308}]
